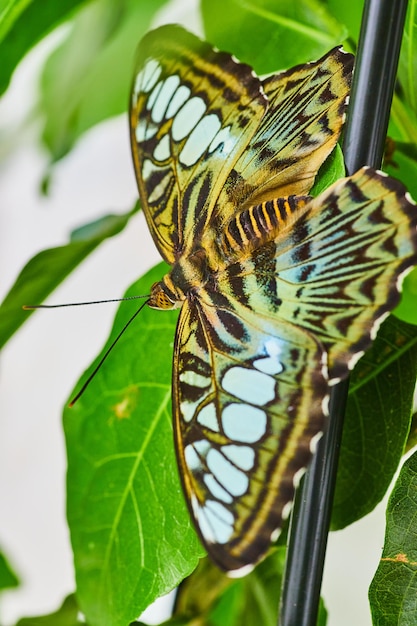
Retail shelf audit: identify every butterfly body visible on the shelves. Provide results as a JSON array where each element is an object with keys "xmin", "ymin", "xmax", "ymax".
[{"xmin": 130, "ymin": 25, "xmax": 417, "ymax": 573}]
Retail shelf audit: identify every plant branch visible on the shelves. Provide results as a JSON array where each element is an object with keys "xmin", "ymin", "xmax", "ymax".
[{"xmin": 279, "ymin": 1, "xmax": 409, "ymax": 624}]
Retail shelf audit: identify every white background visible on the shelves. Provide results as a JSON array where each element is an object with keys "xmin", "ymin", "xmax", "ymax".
[{"xmin": 0, "ymin": 1, "xmax": 395, "ymax": 624}]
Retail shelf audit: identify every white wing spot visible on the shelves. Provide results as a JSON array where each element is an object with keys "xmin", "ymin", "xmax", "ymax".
[
  {"xmin": 153, "ymin": 134, "xmax": 171, "ymax": 162},
  {"xmin": 293, "ymin": 467, "xmax": 306, "ymax": 488},
  {"xmin": 347, "ymin": 349, "xmax": 365, "ymax": 370},
  {"xmin": 133, "ymin": 58, "xmax": 161, "ymax": 98},
  {"xmin": 198, "ymin": 500, "xmax": 234, "ymax": 544},
  {"xmin": 222, "ymin": 403, "xmax": 267, "ymax": 443},
  {"xmin": 184, "ymin": 444, "xmax": 201, "ymax": 471},
  {"xmin": 405, "ymin": 191, "xmax": 417, "ymax": 205},
  {"xmin": 141, "ymin": 158, "xmax": 158, "ymax": 180},
  {"xmin": 179, "ymin": 114, "xmax": 222, "ymax": 166},
  {"xmin": 194, "ymin": 440, "xmax": 211, "ymax": 457},
  {"xmin": 282, "ymin": 501, "xmax": 293, "ymax": 521},
  {"xmin": 204, "ymin": 474, "xmax": 233, "ymax": 504},
  {"xmin": 197, "ymin": 403, "xmax": 219, "ymax": 432},
  {"xmin": 227, "ymin": 563, "xmax": 255, "ymax": 578},
  {"xmin": 328, "ymin": 377, "xmax": 341, "ymax": 387},
  {"xmin": 179, "ymin": 370, "xmax": 210, "ymax": 388},
  {"xmin": 166, "ymin": 84, "xmax": 191, "ymax": 118},
  {"xmin": 253, "ymin": 337, "xmax": 284, "ymax": 375},
  {"xmin": 321, "ymin": 394, "xmax": 330, "ymax": 417},
  {"xmin": 221, "ymin": 444, "xmax": 255, "ymax": 471},
  {"xmin": 207, "ymin": 448, "xmax": 249, "ymax": 496},
  {"xmin": 135, "ymin": 119, "xmax": 158, "ymax": 143},
  {"xmin": 222, "ymin": 366, "xmax": 275, "ymax": 405},
  {"xmin": 148, "ymin": 171, "xmax": 172, "ymax": 203},
  {"xmin": 397, "ymin": 265, "xmax": 415, "ymax": 291},
  {"xmin": 370, "ymin": 311, "xmax": 390, "ymax": 341},
  {"xmin": 172, "ymin": 97, "xmax": 207, "ymax": 141},
  {"xmin": 180, "ymin": 397, "xmax": 199, "ymax": 423},
  {"xmin": 321, "ymin": 351, "xmax": 329, "ymax": 380},
  {"xmin": 310, "ymin": 430, "xmax": 324, "ymax": 454},
  {"xmin": 208, "ymin": 125, "xmax": 236, "ymax": 156},
  {"xmin": 147, "ymin": 80, "xmax": 163, "ymax": 111},
  {"xmin": 150, "ymin": 75, "xmax": 181, "ymax": 123}
]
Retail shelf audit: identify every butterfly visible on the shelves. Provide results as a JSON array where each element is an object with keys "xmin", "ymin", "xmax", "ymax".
[{"xmin": 129, "ymin": 24, "xmax": 417, "ymax": 575}]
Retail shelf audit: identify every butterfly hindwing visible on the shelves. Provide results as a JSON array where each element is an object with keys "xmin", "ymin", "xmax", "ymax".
[
  {"xmin": 172, "ymin": 292, "xmax": 328, "ymax": 572},
  {"xmin": 187, "ymin": 169, "xmax": 415, "ymax": 570},
  {"xmin": 214, "ymin": 168, "xmax": 417, "ymax": 384},
  {"xmin": 268, "ymin": 168, "xmax": 417, "ymax": 379}
]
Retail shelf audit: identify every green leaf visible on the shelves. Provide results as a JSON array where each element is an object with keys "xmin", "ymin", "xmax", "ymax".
[
  {"xmin": 309, "ymin": 144, "xmax": 346, "ymax": 197},
  {"xmin": 210, "ymin": 550, "xmax": 286, "ymax": 626},
  {"xmin": 369, "ymin": 451, "xmax": 417, "ymax": 625},
  {"xmin": 406, "ymin": 411, "xmax": 417, "ymax": 452},
  {"xmin": 332, "ymin": 316, "xmax": 417, "ymax": 529},
  {"xmin": 201, "ymin": 0, "xmax": 347, "ymax": 75},
  {"xmin": 171, "ymin": 549, "xmax": 286, "ymax": 626},
  {"xmin": 15, "ymin": 595, "xmax": 80, "ymax": 626},
  {"xmin": 393, "ymin": 266, "xmax": 417, "ymax": 326},
  {"xmin": 326, "ymin": 0, "xmax": 364, "ymax": 43},
  {"xmin": 170, "ymin": 549, "xmax": 327, "ymax": 626},
  {"xmin": 65, "ymin": 263, "xmax": 204, "ymax": 626},
  {"xmin": 0, "ymin": 206, "xmax": 137, "ymax": 350},
  {"xmin": 0, "ymin": 0, "xmax": 89, "ymax": 95},
  {"xmin": 40, "ymin": 0, "xmax": 167, "ymax": 160},
  {"xmin": 398, "ymin": 0, "xmax": 417, "ymax": 116},
  {"xmin": 0, "ymin": 548, "xmax": 19, "ymax": 591},
  {"xmin": 384, "ymin": 141, "xmax": 417, "ymax": 204}
]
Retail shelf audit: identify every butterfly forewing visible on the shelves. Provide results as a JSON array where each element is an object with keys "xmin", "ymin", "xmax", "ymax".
[
  {"xmin": 130, "ymin": 25, "xmax": 267, "ymax": 263},
  {"xmin": 209, "ymin": 47, "xmax": 353, "ymax": 231}
]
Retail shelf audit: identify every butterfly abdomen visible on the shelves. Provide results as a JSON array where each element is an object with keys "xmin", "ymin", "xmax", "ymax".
[{"xmin": 220, "ymin": 196, "xmax": 311, "ymax": 258}]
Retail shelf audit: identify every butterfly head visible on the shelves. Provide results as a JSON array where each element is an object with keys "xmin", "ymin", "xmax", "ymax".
[{"xmin": 148, "ymin": 280, "xmax": 182, "ymax": 310}]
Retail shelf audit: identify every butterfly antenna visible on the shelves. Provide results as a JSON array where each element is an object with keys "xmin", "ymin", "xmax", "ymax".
[
  {"xmin": 23, "ymin": 295, "xmax": 149, "ymax": 310},
  {"xmin": 69, "ymin": 299, "xmax": 150, "ymax": 407}
]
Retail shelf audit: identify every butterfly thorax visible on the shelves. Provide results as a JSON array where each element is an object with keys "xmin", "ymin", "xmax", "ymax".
[
  {"xmin": 148, "ymin": 248, "xmax": 211, "ymax": 310},
  {"xmin": 148, "ymin": 196, "xmax": 314, "ymax": 311}
]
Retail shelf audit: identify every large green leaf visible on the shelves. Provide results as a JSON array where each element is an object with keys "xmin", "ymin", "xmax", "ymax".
[
  {"xmin": 0, "ymin": 206, "xmax": 137, "ymax": 350},
  {"xmin": 40, "ymin": 0, "xmax": 167, "ymax": 160},
  {"xmin": 369, "ymin": 451, "xmax": 417, "ymax": 625},
  {"xmin": 65, "ymin": 264, "xmax": 203, "ymax": 626},
  {"xmin": 332, "ymin": 316, "xmax": 417, "ymax": 529},
  {"xmin": 201, "ymin": 0, "xmax": 347, "ymax": 75},
  {"xmin": 0, "ymin": 0, "xmax": 90, "ymax": 95}
]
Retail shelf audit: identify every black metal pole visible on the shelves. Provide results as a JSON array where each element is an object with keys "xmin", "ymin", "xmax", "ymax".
[{"xmin": 279, "ymin": 1, "xmax": 409, "ymax": 624}]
